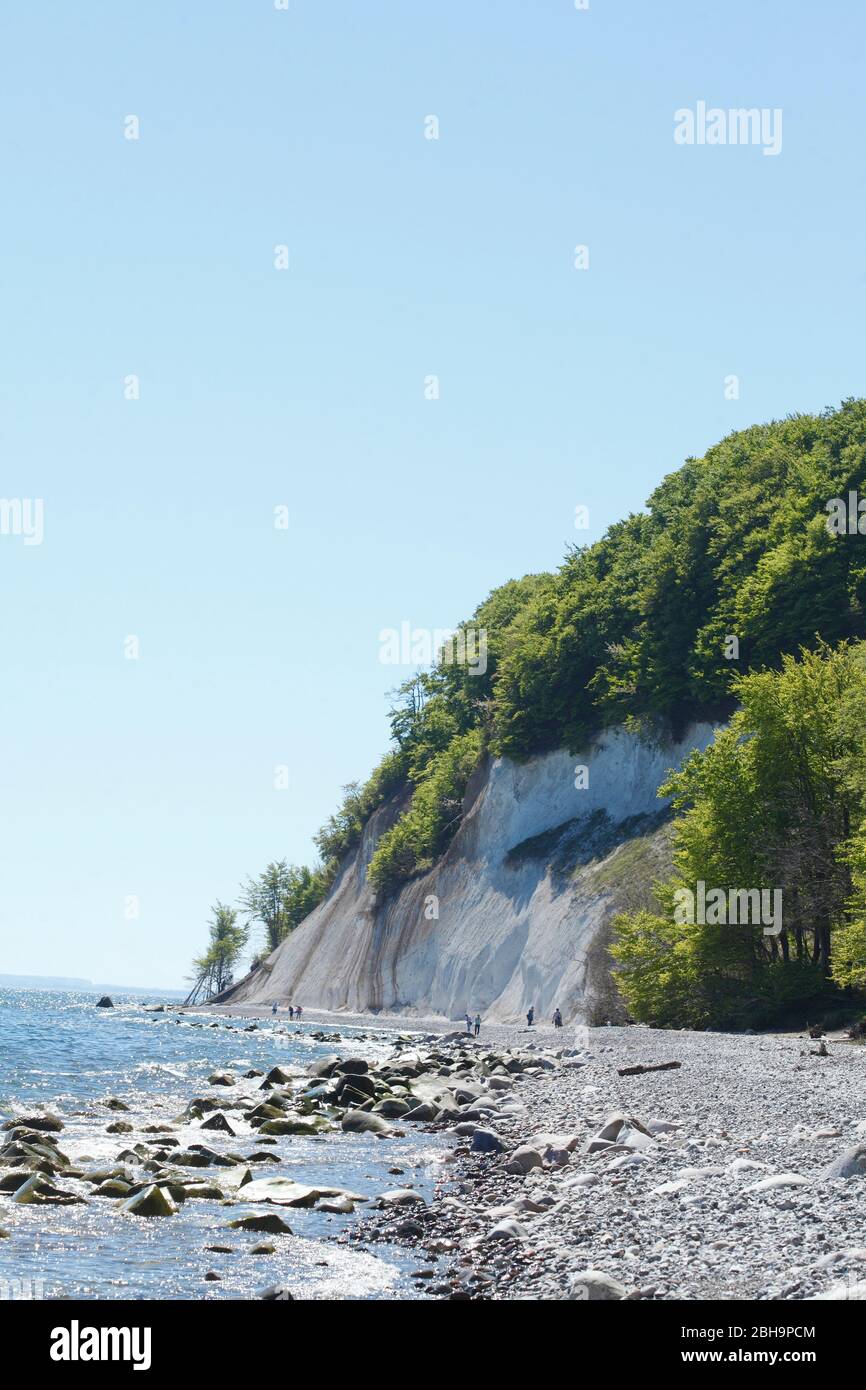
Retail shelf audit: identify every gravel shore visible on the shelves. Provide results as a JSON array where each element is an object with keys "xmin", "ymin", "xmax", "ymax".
[{"xmin": 191, "ymin": 1007, "xmax": 866, "ymax": 1300}]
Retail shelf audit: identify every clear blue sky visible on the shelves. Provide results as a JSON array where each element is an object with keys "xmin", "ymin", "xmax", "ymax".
[{"xmin": 1, "ymin": 1, "xmax": 864, "ymax": 987}]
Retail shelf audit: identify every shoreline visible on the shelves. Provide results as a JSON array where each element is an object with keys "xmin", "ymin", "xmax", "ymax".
[
  {"xmin": 189, "ymin": 1000, "xmax": 565, "ymax": 1050},
  {"xmin": 332, "ymin": 1022, "xmax": 865, "ymax": 1300},
  {"xmin": 195, "ymin": 1006, "xmax": 866, "ymax": 1300},
  {"xmin": 4, "ymin": 995, "xmax": 864, "ymax": 1300}
]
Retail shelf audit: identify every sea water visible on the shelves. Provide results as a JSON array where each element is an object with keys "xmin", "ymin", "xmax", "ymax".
[{"xmin": 0, "ymin": 988, "xmax": 446, "ymax": 1300}]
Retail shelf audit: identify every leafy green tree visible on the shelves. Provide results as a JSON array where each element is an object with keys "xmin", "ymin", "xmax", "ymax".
[
  {"xmin": 613, "ymin": 642, "xmax": 866, "ymax": 1026},
  {"xmin": 188, "ymin": 902, "xmax": 248, "ymax": 1000},
  {"xmin": 239, "ymin": 860, "xmax": 326, "ymax": 952}
]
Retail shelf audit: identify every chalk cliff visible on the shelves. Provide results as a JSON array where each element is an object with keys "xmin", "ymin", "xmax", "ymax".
[{"xmin": 221, "ymin": 723, "xmax": 715, "ymax": 1022}]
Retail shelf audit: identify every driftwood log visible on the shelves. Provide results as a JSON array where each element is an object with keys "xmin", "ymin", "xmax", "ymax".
[{"xmin": 617, "ymin": 1060, "xmax": 683, "ymax": 1077}]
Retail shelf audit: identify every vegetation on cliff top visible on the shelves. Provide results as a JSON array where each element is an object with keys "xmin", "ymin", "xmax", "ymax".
[
  {"xmin": 191, "ymin": 400, "xmax": 866, "ymax": 992},
  {"xmin": 327, "ymin": 399, "xmax": 866, "ymax": 894}
]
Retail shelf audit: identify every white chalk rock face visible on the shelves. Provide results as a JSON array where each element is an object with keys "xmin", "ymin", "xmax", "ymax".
[{"xmin": 223, "ymin": 723, "xmax": 715, "ymax": 1022}]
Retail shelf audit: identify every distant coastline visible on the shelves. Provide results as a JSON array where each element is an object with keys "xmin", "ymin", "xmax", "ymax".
[{"xmin": 0, "ymin": 973, "xmax": 184, "ymax": 996}]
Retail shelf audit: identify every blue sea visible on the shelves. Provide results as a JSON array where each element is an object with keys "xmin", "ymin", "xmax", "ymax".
[{"xmin": 0, "ymin": 989, "xmax": 447, "ymax": 1300}]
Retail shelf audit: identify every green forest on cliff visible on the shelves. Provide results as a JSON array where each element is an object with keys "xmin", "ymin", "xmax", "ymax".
[
  {"xmin": 206, "ymin": 400, "xmax": 866, "ymax": 1022},
  {"xmin": 316, "ymin": 399, "xmax": 866, "ymax": 897}
]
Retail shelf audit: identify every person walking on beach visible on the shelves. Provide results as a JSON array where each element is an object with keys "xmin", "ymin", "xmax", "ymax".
[
  {"xmin": 271, "ymin": 1001, "xmax": 278, "ymax": 1015},
  {"xmin": 288, "ymin": 1005, "xmax": 294, "ymax": 1020},
  {"xmin": 474, "ymin": 1012, "xmax": 481, "ymax": 1037},
  {"xmin": 553, "ymin": 1007, "xmax": 563, "ymax": 1028},
  {"xmin": 465, "ymin": 1013, "xmax": 473, "ymax": 1034},
  {"xmin": 526, "ymin": 1006, "xmax": 535, "ymax": 1026},
  {"xmin": 295, "ymin": 1004, "xmax": 302, "ymax": 1020}
]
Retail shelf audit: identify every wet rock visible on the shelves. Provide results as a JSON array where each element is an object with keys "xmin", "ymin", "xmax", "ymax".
[
  {"xmin": 334, "ymin": 1057, "xmax": 369, "ymax": 1075},
  {"xmin": 228, "ymin": 1212, "xmax": 293, "ymax": 1234},
  {"xmin": 11, "ymin": 1175, "xmax": 84, "ymax": 1206},
  {"xmin": 373, "ymin": 1098, "xmax": 410, "ymax": 1118},
  {"xmin": 264, "ymin": 1066, "xmax": 294, "ymax": 1085},
  {"xmin": 3, "ymin": 1113, "xmax": 63, "ymax": 1134},
  {"xmin": 199, "ymin": 1112, "xmax": 240, "ymax": 1135},
  {"xmin": 376, "ymin": 1189, "xmax": 425, "ymax": 1207},
  {"xmin": 246, "ymin": 1102, "xmax": 287, "ymax": 1123},
  {"xmin": 106, "ymin": 1121, "xmax": 133, "ymax": 1134},
  {"xmin": 93, "ymin": 1179, "xmax": 133, "ymax": 1197},
  {"xmin": 315, "ymin": 1196, "xmax": 356, "ymax": 1214},
  {"xmin": 96, "ymin": 996, "xmax": 113, "ymax": 1008},
  {"xmin": 236, "ymin": 1175, "xmax": 364, "ymax": 1207},
  {"xmin": 258, "ymin": 1115, "xmax": 332, "ymax": 1136},
  {"xmin": 341, "ymin": 1110, "xmax": 391, "ymax": 1136},
  {"xmin": 309, "ymin": 1057, "xmax": 340, "ymax": 1079},
  {"xmin": 104, "ymin": 1097, "xmax": 130, "ymax": 1112},
  {"xmin": 258, "ymin": 1285, "xmax": 295, "ymax": 1300},
  {"xmin": 336, "ymin": 1072, "xmax": 377, "ymax": 1101},
  {"xmin": 120, "ymin": 1184, "xmax": 178, "ymax": 1217},
  {"xmin": 207, "ymin": 1072, "xmax": 235, "ymax": 1087},
  {"xmin": 250, "ymin": 1243, "xmax": 277, "ymax": 1255},
  {"xmin": 403, "ymin": 1103, "xmax": 439, "ymax": 1123}
]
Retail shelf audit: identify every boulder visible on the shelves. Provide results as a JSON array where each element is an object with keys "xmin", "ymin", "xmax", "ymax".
[
  {"xmin": 120, "ymin": 1184, "xmax": 177, "ymax": 1217},
  {"xmin": 341, "ymin": 1110, "xmax": 391, "ymax": 1135},
  {"xmin": 744, "ymin": 1173, "xmax": 809, "ymax": 1193},
  {"xmin": 566, "ymin": 1270, "xmax": 628, "ymax": 1301},
  {"xmin": 96, "ymin": 996, "xmax": 114, "ymax": 1008},
  {"xmin": 811, "ymin": 1280, "xmax": 866, "ymax": 1301},
  {"xmin": 503, "ymin": 1145, "xmax": 544, "ymax": 1175},
  {"xmin": 819, "ymin": 1144, "xmax": 866, "ymax": 1181},
  {"xmin": 336, "ymin": 1071, "xmax": 377, "ymax": 1099},
  {"xmin": 264, "ymin": 1066, "xmax": 294, "ymax": 1085},
  {"xmin": 2, "ymin": 1113, "xmax": 63, "ymax": 1133},
  {"xmin": 228, "ymin": 1213, "xmax": 293, "ymax": 1234},
  {"xmin": 403, "ymin": 1103, "xmax": 439, "ymax": 1123},
  {"xmin": 334, "ymin": 1058, "xmax": 369, "ymax": 1075},
  {"xmin": 234, "ymin": 1175, "xmax": 364, "ymax": 1207},
  {"xmin": 471, "ymin": 1129, "xmax": 505, "ymax": 1155},
  {"xmin": 486, "ymin": 1218, "xmax": 528, "ymax": 1241},
  {"xmin": 373, "ymin": 1098, "xmax": 410, "ymax": 1118},
  {"xmin": 376, "ymin": 1189, "xmax": 425, "ymax": 1207},
  {"xmin": 93, "ymin": 1180, "xmax": 133, "ymax": 1197},
  {"xmin": 258, "ymin": 1115, "xmax": 332, "ymax": 1136},
  {"xmin": 315, "ymin": 1196, "xmax": 356, "ymax": 1214},
  {"xmin": 309, "ymin": 1058, "xmax": 340, "ymax": 1079},
  {"xmin": 207, "ymin": 1072, "xmax": 235, "ymax": 1087},
  {"xmin": 12, "ymin": 1175, "xmax": 85, "ymax": 1206},
  {"xmin": 199, "ymin": 1112, "xmax": 241, "ymax": 1135}
]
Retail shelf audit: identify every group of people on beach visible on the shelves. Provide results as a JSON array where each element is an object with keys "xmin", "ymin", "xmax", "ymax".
[
  {"xmin": 271, "ymin": 1002, "xmax": 302, "ymax": 1020},
  {"xmin": 266, "ymin": 1000, "xmax": 565, "ymax": 1029},
  {"xmin": 525, "ymin": 1005, "xmax": 563, "ymax": 1028}
]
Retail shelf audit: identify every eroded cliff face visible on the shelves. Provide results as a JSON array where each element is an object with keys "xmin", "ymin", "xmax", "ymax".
[{"xmin": 222, "ymin": 723, "xmax": 715, "ymax": 1022}]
